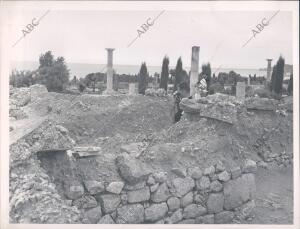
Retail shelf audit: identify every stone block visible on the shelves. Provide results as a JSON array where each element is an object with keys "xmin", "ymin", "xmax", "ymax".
[
  {"xmin": 151, "ymin": 183, "xmax": 170, "ymax": 203},
  {"xmin": 167, "ymin": 197, "xmax": 180, "ymax": 211},
  {"xmin": 210, "ymin": 180, "xmax": 223, "ymax": 192},
  {"xmin": 165, "ymin": 209, "xmax": 183, "ymax": 224},
  {"xmin": 106, "ymin": 182, "xmax": 124, "ymax": 194},
  {"xmin": 214, "ymin": 211, "xmax": 234, "ymax": 224},
  {"xmin": 195, "ymin": 214, "xmax": 214, "ymax": 224},
  {"xmin": 116, "ymin": 204, "xmax": 144, "ymax": 224},
  {"xmin": 171, "ymin": 177, "xmax": 195, "ymax": 198},
  {"xmin": 85, "ymin": 206, "xmax": 102, "ymax": 224},
  {"xmin": 98, "ymin": 214, "xmax": 115, "ymax": 224},
  {"xmin": 196, "ymin": 176, "xmax": 210, "ymax": 190},
  {"xmin": 73, "ymin": 195, "xmax": 97, "ymax": 209},
  {"xmin": 99, "ymin": 194, "xmax": 121, "ymax": 214},
  {"xmin": 84, "ymin": 180, "xmax": 105, "ymax": 195},
  {"xmin": 231, "ymin": 166, "xmax": 242, "ymax": 179},
  {"xmin": 207, "ymin": 193, "xmax": 224, "ymax": 213},
  {"xmin": 242, "ymin": 159, "xmax": 257, "ymax": 173},
  {"xmin": 183, "ymin": 204, "xmax": 207, "ymax": 219},
  {"xmin": 180, "ymin": 191, "xmax": 193, "ymax": 208},
  {"xmin": 127, "ymin": 187, "xmax": 150, "ymax": 203},
  {"xmin": 218, "ymin": 171, "xmax": 231, "ymax": 182},
  {"xmin": 145, "ymin": 203, "xmax": 168, "ymax": 222}
]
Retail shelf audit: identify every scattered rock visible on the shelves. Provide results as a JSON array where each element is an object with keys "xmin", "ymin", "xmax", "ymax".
[
  {"xmin": 167, "ymin": 197, "xmax": 180, "ymax": 211},
  {"xmin": 171, "ymin": 177, "xmax": 195, "ymax": 197},
  {"xmin": 242, "ymin": 159, "xmax": 257, "ymax": 173},
  {"xmin": 180, "ymin": 191, "xmax": 193, "ymax": 208},
  {"xmin": 116, "ymin": 204, "xmax": 144, "ymax": 224},
  {"xmin": 84, "ymin": 180, "xmax": 105, "ymax": 195},
  {"xmin": 196, "ymin": 176, "xmax": 210, "ymax": 190},
  {"xmin": 73, "ymin": 195, "xmax": 97, "ymax": 209},
  {"xmin": 214, "ymin": 211, "xmax": 234, "ymax": 224},
  {"xmin": 151, "ymin": 183, "xmax": 170, "ymax": 203},
  {"xmin": 116, "ymin": 153, "xmax": 150, "ymax": 185},
  {"xmin": 207, "ymin": 193, "xmax": 224, "ymax": 213},
  {"xmin": 98, "ymin": 214, "xmax": 115, "ymax": 224},
  {"xmin": 183, "ymin": 204, "xmax": 207, "ymax": 219},
  {"xmin": 85, "ymin": 206, "xmax": 102, "ymax": 224},
  {"xmin": 127, "ymin": 187, "xmax": 150, "ymax": 203},
  {"xmin": 99, "ymin": 194, "xmax": 121, "ymax": 214},
  {"xmin": 145, "ymin": 203, "xmax": 168, "ymax": 222},
  {"xmin": 106, "ymin": 182, "xmax": 124, "ymax": 194},
  {"xmin": 218, "ymin": 171, "xmax": 231, "ymax": 182},
  {"xmin": 223, "ymin": 173, "xmax": 256, "ymax": 210},
  {"xmin": 210, "ymin": 180, "xmax": 223, "ymax": 192}
]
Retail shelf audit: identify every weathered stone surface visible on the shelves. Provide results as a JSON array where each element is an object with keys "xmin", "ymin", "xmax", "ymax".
[
  {"xmin": 231, "ymin": 166, "xmax": 242, "ymax": 179},
  {"xmin": 106, "ymin": 182, "xmax": 124, "ymax": 194},
  {"xmin": 178, "ymin": 219, "xmax": 195, "ymax": 224},
  {"xmin": 207, "ymin": 193, "xmax": 224, "ymax": 213},
  {"xmin": 116, "ymin": 153, "xmax": 150, "ymax": 185},
  {"xmin": 150, "ymin": 183, "xmax": 159, "ymax": 192},
  {"xmin": 73, "ymin": 195, "xmax": 97, "ymax": 209},
  {"xmin": 120, "ymin": 142, "xmax": 145, "ymax": 158},
  {"xmin": 180, "ymin": 191, "xmax": 193, "ymax": 208},
  {"xmin": 127, "ymin": 187, "xmax": 150, "ymax": 203},
  {"xmin": 98, "ymin": 214, "xmax": 115, "ymax": 224},
  {"xmin": 124, "ymin": 181, "xmax": 146, "ymax": 191},
  {"xmin": 151, "ymin": 183, "xmax": 170, "ymax": 203},
  {"xmin": 171, "ymin": 168, "xmax": 186, "ymax": 178},
  {"xmin": 116, "ymin": 204, "xmax": 144, "ymax": 224},
  {"xmin": 167, "ymin": 197, "xmax": 180, "ymax": 211},
  {"xmin": 147, "ymin": 175, "xmax": 156, "ymax": 185},
  {"xmin": 194, "ymin": 191, "xmax": 209, "ymax": 206},
  {"xmin": 84, "ymin": 180, "xmax": 105, "ymax": 195},
  {"xmin": 165, "ymin": 209, "xmax": 183, "ymax": 224},
  {"xmin": 210, "ymin": 180, "xmax": 223, "ymax": 192},
  {"xmin": 235, "ymin": 199, "xmax": 256, "ymax": 220},
  {"xmin": 171, "ymin": 177, "xmax": 195, "ymax": 197},
  {"xmin": 196, "ymin": 176, "xmax": 210, "ymax": 190},
  {"xmin": 65, "ymin": 184, "xmax": 84, "ymax": 200},
  {"xmin": 214, "ymin": 211, "xmax": 234, "ymax": 224},
  {"xmin": 153, "ymin": 172, "xmax": 168, "ymax": 183},
  {"xmin": 99, "ymin": 194, "xmax": 121, "ymax": 214},
  {"xmin": 243, "ymin": 159, "xmax": 257, "ymax": 173},
  {"xmin": 183, "ymin": 204, "xmax": 207, "ymax": 219},
  {"xmin": 204, "ymin": 166, "xmax": 215, "ymax": 176},
  {"xmin": 187, "ymin": 167, "xmax": 203, "ymax": 179},
  {"xmin": 195, "ymin": 214, "xmax": 214, "ymax": 224},
  {"xmin": 145, "ymin": 203, "xmax": 168, "ymax": 222},
  {"xmin": 215, "ymin": 161, "xmax": 226, "ymax": 172},
  {"xmin": 224, "ymin": 173, "xmax": 256, "ymax": 210},
  {"xmin": 85, "ymin": 206, "xmax": 102, "ymax": 224},
  {"xmin": 218, "ymin": 171, "xmax": 231, "ymax": 182}
]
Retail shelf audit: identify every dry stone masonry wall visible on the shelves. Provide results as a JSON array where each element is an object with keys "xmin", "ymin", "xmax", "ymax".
[{"xmin": 66, "ymin": 153, "xmax": 257, "ymax": 224}]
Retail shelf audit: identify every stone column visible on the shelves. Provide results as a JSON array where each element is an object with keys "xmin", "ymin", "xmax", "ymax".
[
  {"xmin": 106, "ymin": 48, "xmax": 115, "ymax": 92},
  {"xmin": 266, "ymin": 59, "xmax": 273, "ymax": 81},
  {"xmin": 190, "ymin": 46, "xmax": 200, "ymax": 97},
  {"xmin": 128, "ymin": 83, "xmax": 137, "ymax": 95}
]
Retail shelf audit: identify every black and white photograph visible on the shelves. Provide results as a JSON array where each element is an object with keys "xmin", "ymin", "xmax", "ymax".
[{"xmin": 0, "ymin": 1, "xmax": 299, "ymax": 228}]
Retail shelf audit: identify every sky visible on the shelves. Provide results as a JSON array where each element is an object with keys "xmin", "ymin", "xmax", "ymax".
[{"xmin": 8, "ymin": 10, "xmax": 293, "ymax": 69}]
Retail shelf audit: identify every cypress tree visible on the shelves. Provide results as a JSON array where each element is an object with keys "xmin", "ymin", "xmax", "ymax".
[
  {"xmin": 174, "ymin": 57, "xmax": 183, "ymax": 91},
  {"xmin": 160, "ymin": 56, "xmax": 169, "ymax": 91},
  {"xmin": 138, "ymin": 62, "xmax": 148, "ymax": 95}
]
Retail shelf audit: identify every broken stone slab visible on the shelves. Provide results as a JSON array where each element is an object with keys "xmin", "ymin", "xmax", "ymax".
[
  {"xmin": 145, "ymin": 203, "xmax": 168, "ymax": 222},
  {"xmin": 120, "ymin": 142, "xmax": 146, "ymax": 158},
  {"xmin": 98, "ymin": 214, "xmax": 115, "ymax": 224},
  {"xmin": 214, "ymin": 211, "xmax": 234, "ymax": 224},
  {"xmin": 151, "ymin": 183, "xmax": 170, "ymax": 203},
  {"xmin": 171, "ymin": 177, "xmax": 195, "ymax": 197},
  {"xmin": 127, "ymin": 187, "xmax": 150, "ymax": 203},
  {"xmin": 116, "ymin": 204, "xmax": 144, "ymax": 224},
  {"xmin": 183, "ymin": 204, "xmax": 207, "ymax": 219},
  {"xmin": 116, "ymin": 153, "xmax": 151, "ymax": 185},
  {"xmin": 98, "ymin": 194, "xmax": 121, "ymax": 214},
  {"xmin": 84, "ymin": 180, "xmax": 105, "ymax": 195},
  {"xmin": 223, "ymin": 173, "xmax": 256, "ymax": 210},
  {"xmin": 106, "ymin": 181, "xmax": 124, "ymax": 194},
  {"xmin": 207, "ymin": 192, "xmax": 224, "ymax": 214}
]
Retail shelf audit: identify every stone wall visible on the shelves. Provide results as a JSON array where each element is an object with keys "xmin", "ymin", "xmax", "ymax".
[{"xmin": 66, "ymin": 153, "xmax": 257, "ymax": 224}]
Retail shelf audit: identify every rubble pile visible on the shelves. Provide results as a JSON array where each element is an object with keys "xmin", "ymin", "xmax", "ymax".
[
  {"xmin": 9, "ymin": 120, "xmax": 81, "ymax": 223},
  {"xmin": 145, "ymin": 88, "xmax": 167, "ymax": 97}
]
